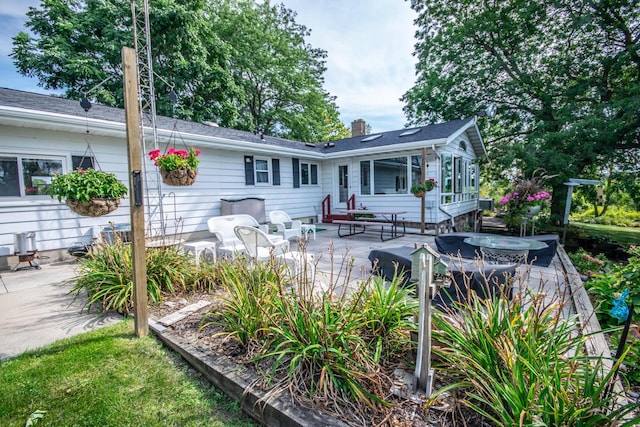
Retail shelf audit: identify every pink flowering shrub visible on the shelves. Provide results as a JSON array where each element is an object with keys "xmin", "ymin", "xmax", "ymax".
[
  {"xmin": 148, "ymin": 147, "xmax": 201, "ymax": 171},
  {"xmin": 500, "ymin": 190, "xmax": 552, "ymax": 210}
]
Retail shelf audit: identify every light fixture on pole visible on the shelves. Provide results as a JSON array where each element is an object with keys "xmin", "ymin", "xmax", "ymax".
[{"xmin": 476, "ymin": 103, "xmax": 497, "ymax": 118}]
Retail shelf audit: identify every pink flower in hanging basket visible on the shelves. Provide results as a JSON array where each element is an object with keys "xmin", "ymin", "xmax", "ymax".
[{"xmin": 148, "ymin": 147, "xmax": 200, "ymax": 171}]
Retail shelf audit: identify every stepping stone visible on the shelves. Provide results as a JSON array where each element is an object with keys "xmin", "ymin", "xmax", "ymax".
[{"xmin": 158, "ymin": 300, "xmax": 211, "ymax": 326}]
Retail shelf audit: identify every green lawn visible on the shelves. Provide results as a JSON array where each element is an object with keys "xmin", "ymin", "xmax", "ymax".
[
  {"xmin": 0, "ymin": 319, "xmax": 255, "ymax": 427},
  {"xmin": 570, "ymin": 222, "xmax": 640, "ymax": 246}
]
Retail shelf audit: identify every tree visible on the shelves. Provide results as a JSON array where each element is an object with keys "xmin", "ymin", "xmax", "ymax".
[
  {"xmin": 402, "ymin": 0, "xmax": 640, "ymax": 222},
  {"xmin": 208, "ymin": 0, "xmax": 348, "ymax": 141},
  {"xmin": 11, "ymin": 0, "xmax": 347, "ymax": 141},
  {"xmin": 12, "ymin": 0, "xmax": 242, "ymax": 125}
]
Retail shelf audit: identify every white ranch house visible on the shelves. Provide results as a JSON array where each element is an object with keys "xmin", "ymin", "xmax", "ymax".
[{"xmin": 0, "ymin": 88, "xmax": 486, "ymax": 265}]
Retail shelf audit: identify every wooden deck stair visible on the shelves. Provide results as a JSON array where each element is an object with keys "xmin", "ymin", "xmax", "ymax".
[{"xmin": 321, "ymin": 193, "xmax": 356, "ymax": 224}]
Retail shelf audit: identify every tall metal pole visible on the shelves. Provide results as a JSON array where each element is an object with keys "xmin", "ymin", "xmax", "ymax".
[
  {"xmin": 131, "ymin": 0, "xmax": 164, "ymax": 237},
  {"xmin": 122, "ymin": 46, "xmax": 148, "ymax": 337}
]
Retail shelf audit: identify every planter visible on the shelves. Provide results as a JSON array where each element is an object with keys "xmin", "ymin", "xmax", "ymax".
[
  {"xmin": 66, "ymin": 198, "xmax": 121, "ymax": 217},
  {"xmin": 160, "ymin": 168, "xmax": 198, "ymax": 186},
  {"xmin": 413, "ymin": 192, "xmax": 425, "ymax": 198},
  {"xmin": 525, "ymin": 205, "xmax": 542, "ymax": 217}
]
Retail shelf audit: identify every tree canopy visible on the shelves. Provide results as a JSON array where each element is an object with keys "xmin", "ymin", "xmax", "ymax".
[
  {"xmin": 11, "ymin": 0, "xmax": 349, "ymax": 142},
  {"xmin": 402, "ymin": 0, "xmax": 640, "ymax": 220}
]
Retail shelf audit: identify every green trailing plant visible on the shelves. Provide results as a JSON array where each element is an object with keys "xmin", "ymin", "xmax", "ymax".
[
  {"xmin": 72, "ymin": 239, "xmax": 195, "ymax": 314},
  {"xmin": 430, "ymin": 290, "xmax": 640, "ymax": 426},
  {"xmin": 48, "ymin": 168, "xmax": 128, "ymax": 202}
]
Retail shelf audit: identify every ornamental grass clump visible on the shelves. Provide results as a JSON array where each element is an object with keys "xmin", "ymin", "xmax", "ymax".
[
  {"xmin": 73, "ymin": 237, "xmax": 210, "ymax": 314},
  {"xmin": 207, "ymin": 249, "xmax": 419, "ymax": 422},
  {"xmin": 430, "ymin": 288, "xmax": 640, "ymax": 426}
]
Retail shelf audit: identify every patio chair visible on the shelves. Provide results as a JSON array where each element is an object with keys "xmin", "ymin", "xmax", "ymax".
[
  {"xmin": 268, "ymin": 210, "xmax": 303, "ymax": 241},
  {"xmin": 234, "ymin": 225, "xmax": 314, "ymax": 280},
  {"xmin": 207, "ymin": 214, "xmax": 287, "ymax": 257}
]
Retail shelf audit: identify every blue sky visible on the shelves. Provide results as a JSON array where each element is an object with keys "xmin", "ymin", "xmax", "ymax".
[{"xmin": 0, "ymin": 1, "xmax": 417, "ymax": 133}]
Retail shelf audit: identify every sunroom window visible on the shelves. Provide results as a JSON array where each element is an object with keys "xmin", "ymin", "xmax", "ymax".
[{"xmin": 373, "ymin": 157, "xmax": 407, "ymax": 195}]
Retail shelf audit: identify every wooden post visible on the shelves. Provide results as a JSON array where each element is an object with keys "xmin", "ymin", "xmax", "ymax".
[
  {"xmin": 122, "ymin": 46, "xmax": 148, "ymax": 337},
  {"xmin": 414, "ymin": 252, "xmax": 435, "ymax": 395},
  {"xmin": 420, "ymin": 147, "xmax": 426, "ymax": 234}
]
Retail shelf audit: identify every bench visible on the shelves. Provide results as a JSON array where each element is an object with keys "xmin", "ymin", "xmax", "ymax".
[{"xmin": 334, "ymin": 219, "xmax": 406, "ymax": 241}]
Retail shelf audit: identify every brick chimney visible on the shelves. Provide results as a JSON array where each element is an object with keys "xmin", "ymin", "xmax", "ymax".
[{"xmin": 351, "ymin": 119, "xmax": 366, "ymax": 137}]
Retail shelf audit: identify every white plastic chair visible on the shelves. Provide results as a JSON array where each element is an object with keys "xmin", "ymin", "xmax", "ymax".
[
  {"xmin": 268, "ymin": 210, "xmax": 303, "ymax": 241},
  {"xmin": 207, "ymin": 214, "xmax": 286, "ymax": 257},
  {"xmin": 234, "ymin": 225, "xmax": 314, "ymax": 280}
]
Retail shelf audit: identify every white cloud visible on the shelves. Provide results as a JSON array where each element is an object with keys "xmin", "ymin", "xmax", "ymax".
[{"xmin": 280, "ymin": 0, "xmax": 417, "ymax": 131}]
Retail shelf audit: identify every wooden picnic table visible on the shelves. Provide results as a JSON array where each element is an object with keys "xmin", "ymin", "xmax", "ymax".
[{"xmin": 334, "ymin": 209, "xmax": 407, "ymax": 241}]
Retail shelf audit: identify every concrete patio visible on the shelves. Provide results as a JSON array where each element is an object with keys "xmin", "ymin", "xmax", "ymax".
[{"xmin": 0, "ymin": 223, "xmax": 585, "ymax": 361}]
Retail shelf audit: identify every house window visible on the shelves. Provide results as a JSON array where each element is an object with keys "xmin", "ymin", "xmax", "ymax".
[
  {"xmin": 373, "ymin": 157, "xmax": 407, "ymax": 195},
  {"xmin": 441, "ymin": 154, "xmax": 453, "ymax": 204},
  {"xmin": 0, "ymin": 155, "xmax": 64, "ymax": 197},
  {"xmin": 453, "ymin": 156, "xmax": 463, "ymax": 194},
  {"xmin": 441, "ymin": 154, "xmax": 478, "ymax": 204},
  {"xmin": 255, "ymin": 158, "xmax": 270, "ymax": 184},
  {"xmin": 300, "ymin": 162, "xmax": 318, "ymax": 186},
  {"xmin": 360, "ymin": 161, "xmax": 370, "ymax": 195},
  {"xmin": 410, "ymin": 155, "xmax": 422, "ymax": 188},
  {"xmin": 469, "ymin": 162, "xmax": 477, "ymax": 199}
]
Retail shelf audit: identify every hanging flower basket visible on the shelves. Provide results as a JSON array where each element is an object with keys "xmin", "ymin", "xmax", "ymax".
[
  {"xmin": 49, "ymin": 169, "xmax": 128, "ymax": 217},
  {"xmin": 149, "ymin": 148, "xmax": 201, "ymax": 187},
  {"xmin": 410, "ymin": 178, "xmax": 438, "ymax": 197},
  {"xmin": 66, "ymin": 198, "xmax": 121, "ymax": 217},
  {"xmin": 160, "ymin": 167, "xmax": 198, "ymax": 186}
]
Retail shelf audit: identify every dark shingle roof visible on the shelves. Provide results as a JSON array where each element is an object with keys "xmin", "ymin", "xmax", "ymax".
[
  {"xmin": 0, "ymin": 87, "xmax": 316, "ymax": 153},
  {"xmin": 317, "ymin": 119, "xmax": 474, "ymax": 154},
  {"xmin": 0, "ymin": 87, "xmax": 481, "ymax": 156}
]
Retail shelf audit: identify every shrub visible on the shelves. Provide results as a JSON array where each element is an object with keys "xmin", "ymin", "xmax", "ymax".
[
  {"xmin": 571, "ymin": 205, "xmax": 640, "ymax": 227},
  {"xmin": 586, "ymin": 246, "xmax": 640, "ymax": 329},
  {"xmin": 568, "ymin": 248, "xmax": 608, "ymax": 276}
]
